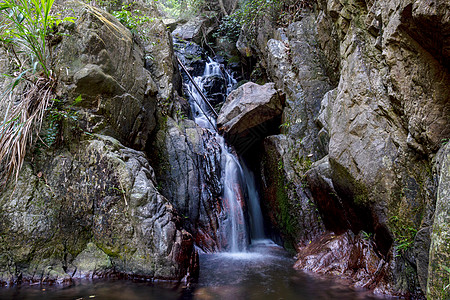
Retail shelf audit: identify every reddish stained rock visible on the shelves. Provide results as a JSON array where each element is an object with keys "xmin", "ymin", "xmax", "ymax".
[
  {"xmin": 294, "ymin": 231, "xmax": 388, "ymax": 290},
  {"xmin": 195, "ymin": 228, "xmax": 219, "ymax": 253}
]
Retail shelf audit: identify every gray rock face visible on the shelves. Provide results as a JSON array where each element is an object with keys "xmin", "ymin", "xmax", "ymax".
[
  {"xmin": 217, "ymin": 82, "xmax": 284, "ymax": 146},
  {"xmin": 254, "ymin": 12, "xmax": 334, "ymax": 252},
  {"xmin": 0, "ymin": 135, "xmax": 197, "ymax": 284},
  {"xmin": 265, "ymin": 16, "xmax": 333, "ymax": 159},
  {"xmin": 151, "ymin": 115, "xmax": 223, "ymax": 253},
  {"xmin": 249, "ymin": 0, "xmax": 449, "ymax": 296},
  {"xmin": 427, "ymin": 144, "xmax": 450, "ymax": 299},
  {"xmin": 260, "ymin": 135, "xmax": 325, "ymax": 250}
]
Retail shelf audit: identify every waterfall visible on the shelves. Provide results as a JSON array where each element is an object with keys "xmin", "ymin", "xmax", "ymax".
[
  {"xmin": 241, "ymin": 162, "xmax": 265, "ymax": 240},
  {"xmin": 184, "ymin": 58, "xmax": 264, "ymax": 252}
]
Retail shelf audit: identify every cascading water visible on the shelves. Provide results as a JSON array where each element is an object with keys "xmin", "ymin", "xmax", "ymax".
[
  {"xmin": 185, "ymin": 58, "xmax": 262, "ymax": 252},
  {"xmin": 241, "ymin": 162, "xmax": 265, "ymax": 240}
]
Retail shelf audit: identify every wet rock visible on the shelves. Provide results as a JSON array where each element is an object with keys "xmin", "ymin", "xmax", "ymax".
[
  {"xmin": 217, "ymin": 82, "xmax": 284, "ymax": 147},
  {"xmin": 173, "ymin": 38, "xmax": 206, "ymax": 77},
  {"xmin": 202, "ymin": 75, "xmax": 226, "ymax": 105},
  {"xmin": 294, "ymin": 231, "xmax": 388, "ymax": 290},
  {"xmin": 151, "ymin": 115, "xmax": 223, "ymax": 253}
]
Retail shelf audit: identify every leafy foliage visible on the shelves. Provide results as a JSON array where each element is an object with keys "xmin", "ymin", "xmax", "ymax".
[
  {"xmin": 214, "ymin": 0, "xmax": 314, "ymax": 44},
  {"xmin": 0, "ymin": 0, "xmax": 74, "ymax": 76},
  {"xmin": 213, "ymin": 14, "xmax": 241, "ymax": 43},
  {"xmin": 111, "ymin": 3, "xmax": 152, "ymax": 32}
]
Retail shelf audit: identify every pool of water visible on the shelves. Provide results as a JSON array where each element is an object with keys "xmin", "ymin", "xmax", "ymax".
[{"xmin": 0, "ymin": 240, "xmax": 393, "ymax": 300}]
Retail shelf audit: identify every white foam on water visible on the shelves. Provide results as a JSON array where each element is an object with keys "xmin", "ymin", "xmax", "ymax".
[
  {"xmin": 217, "ymin": 252, "xmax": 267, "ymax": 260},
  {"xmin": 250, "ymin": 239, "xmax": 279, "ymax": 246}
]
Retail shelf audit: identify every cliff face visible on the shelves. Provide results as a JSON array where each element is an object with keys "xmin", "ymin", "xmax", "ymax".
[{"xmin": 244, "ymin": 0, "xmax": 449, "ymax": 297}]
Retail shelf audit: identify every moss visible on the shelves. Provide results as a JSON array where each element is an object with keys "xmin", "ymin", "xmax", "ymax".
[
  {"xmin": 276, "ymin": 174, "xmax": 296, "ymax": 237},
  {"xmin": 272, "ymin": 156, "xmax": 300, "ymax": 252},
  {"xmin": 354, "ymin": 192, "xmax": 369, "ymax": 205}
]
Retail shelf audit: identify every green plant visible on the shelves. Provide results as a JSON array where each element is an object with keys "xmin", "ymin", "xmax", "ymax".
[
  {"xmin": 213, "ymin": 14, "xmax": 241, "ymax": 43},
  {"xmin": 42, "ymin": 95, "xmax": 81, "ymax": 147},
  {"xmin": 0, "ymin": 0, "xmax": 74, "ymax": 186},
  {"xmin": 176, "ymin": 109, "xmax": 187, "ymax": 121},
  {"xmin": 214, "ymin": 0, "xmax": 314, "ymax": 47},
  {"xmin": 389, "ymin": 215, "xmax": 418, "ymax": 255},
  {"xmin": 0, "ymin": 0, "xmax": 74, "ymax": 76},
  {"xmin": 277, "ymin": 159, "xmax": 283, "ymax": 171},
  {"xmin": 361, "ymin": 230, "xmax": 373, "ymax": 240},
  {"xmin": 111, "ymin": 4, "xmax": 153, "ymax": 33},
  {"xmin": 279, "ymin": 121, "xmax": 291, "ymax": 131}
]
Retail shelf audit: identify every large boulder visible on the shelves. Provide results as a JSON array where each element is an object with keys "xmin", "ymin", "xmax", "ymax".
[
  {"xmin": 294, "ymin": 231, "xmax": 389, "ymax": 289},
  {"xmin": 52, "ymin": 1, "xmax": 158, "ymax": 150},
  {"xmin": 172, "ymin": 16, "xmax": 214, "ymax": 44},
  {"xmin": 217, "ymin": 82, "xmax": 284, "ymax": 150},
  {"xmin": 0, "ymin": 135, "xmax": 198, "ymax": 284}
]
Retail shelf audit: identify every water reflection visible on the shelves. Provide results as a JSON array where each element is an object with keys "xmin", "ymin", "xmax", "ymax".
[{"xmin": 0, "ymin": 242, "xmax": 394, "ymax": 300}]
